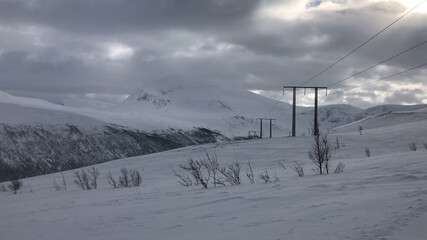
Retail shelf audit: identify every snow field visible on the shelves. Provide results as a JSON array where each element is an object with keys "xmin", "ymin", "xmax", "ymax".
[{"xmin": 1, "ymin": 113, "xmax": 426, "ymax": 240}]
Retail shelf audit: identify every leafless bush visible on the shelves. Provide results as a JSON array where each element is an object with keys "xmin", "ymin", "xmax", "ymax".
[
  {"xmin": 74, "ymin": 169, "xmax": 91, "ymax": 190},
  {"xmin": 88, "ymin": 167, "xmax": 100, "ymax": 189},
  {"xmin": 171, "ymin": 168, "xmax": 193, "ymax": 187},
  {"xmin": 107, "ymin": 168, "xmax": 142, "ymax": 188},
  {"xmin": 278, "ymin": 161, "xmax": 286, "ymax": 171},
  {"xmin": 61, "ymin": 174, "xmax": 67, "ymax": 191},
  {"xmin": 290, "ymin": 161, "xmax": 304, "ymax": 177},
  {"xmin": 180, "ymin": 158, "xmax": 210, "ymax": 188},
  {"xmin": 273, "ymin": 172, "xmax": 280, "ymax": 183},
  {"xmin": 173, "ymin": 153, "xmax": 242, "ymax": 188},
  {"xmin": 359, "ymin": 126, "xmax": 363, "ymax": 135},
  {"xmin": 53, "ymin": 179, "xmax": 62, "ymax": 191},
  {"xmin": 309, "ymin": 134, "xmax": 333, "ymax": 175},
  {"xmin": 0, "ymin": 184, "xmax": 7, "ymax": 192},
  {"xmin": 219, "ymin": 161, "xmax": 241, "ymax": 186},
  {"xmin": 259, "ymin": 170, "xmax": 271, "ymax": 183},
  {"xmin": 246, "ymin": 160, "xmax": 255, "ymax": 184},
  {"xmin": 408, "ymin": 142, "xmax": 417, "ymax": 151},
  {"xmin": 119, "ymin": 167, "xmax": 130, "ymax": 187},
  {"xmin": 54, "ymin": 174, "xmax": 67, "ymax": 191},
  {"xmin": 8, "ymin": 179, "xmax": 23, "ymax": 194},
  {"xmin": 202, "ymin": 151, "xmax": 223, "ymax": 187},
  {"xmin": 334, "ymin": 162, "xmax": 345, "ymax": 174},
  {"xmin": 130, "ymin": 168, "xmax": 142, "ymax": 187},
  {"xmin": 365, "ymin": 148, "xmax": 371, "ymax": 157},
  {"xmin": 106, "ymin": 170, "xmax": 118, "ymax": 188},
  {"xmin": 74, "ymin": 167, "xmax": 100, "ymax": 190}
]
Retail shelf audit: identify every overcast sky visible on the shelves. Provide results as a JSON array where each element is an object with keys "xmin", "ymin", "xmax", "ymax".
[{"xmin": 0, "ymin": 0, "xmax": 426, "ymax": 108}]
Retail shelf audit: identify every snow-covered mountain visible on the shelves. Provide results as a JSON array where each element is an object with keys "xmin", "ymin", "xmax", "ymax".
[
  {"xmin": 112, "ymin": 77, "xmax": 365, "ymax": 137},
  {"xmin": 0, "ymin": 80, "xmax": 426, "ymax": 181},
  {"xmin": 113, "ymin": 77, "xmax": 427, "ymax": 136},
  {"xmin": 112, "ymin": 76, "xmax": 293, "ymax": 136},
  {"xmin": 0, "ymin": 90, "xmax": 227, "ymax": 182}
]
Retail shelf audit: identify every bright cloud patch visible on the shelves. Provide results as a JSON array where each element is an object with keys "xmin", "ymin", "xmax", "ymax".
[{"xmin": 106, "ymin": 43, "xmax": 134, "ymax": 61}]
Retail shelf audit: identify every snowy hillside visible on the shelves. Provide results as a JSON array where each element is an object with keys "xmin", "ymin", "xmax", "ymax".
[
  {"xmin": 41, "ymin": 95, "xmax": 117, "ymax": 111},
  {"xmin": 2, "ymin": 83, "xmax": 424, "ymax": 138},
  {"xmin": 113, "ymin": 77, "xmax": 373, "ymax": 136},
  {"xmin": 0, "ymin": 91, "xmax": 228, "ymax": 182},
  {"xmin": 1, "ymin": 105, "xmax": 426, "ymax": 240},
  {"xmin": 113, "ymin": 76, "xmax": 294, "ymax": 136},
  {"xmin": 0, "ymin": 84, "xmax": 425, "ymax": 181},
  {"xmin": 334, "ymin": 107, "xmax": 427, "ymax": 133}
]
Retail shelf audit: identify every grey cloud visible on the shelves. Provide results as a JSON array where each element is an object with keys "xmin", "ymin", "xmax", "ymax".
[
  {"xmin": 363, "ymin": 1, "xmax": 406, "ymax": 14},
  {"xmin": 384, "ymin": 88, "xmax": 425, "ymax": 104},
  {"xmin": 0, "ymin": 50, "xmax": 132, "ymax": 94},
  {"xmin": 0, "ymin": 0, "xmax": 260, "ymax": 34},
  {"xmin": 0, "ymin": 0, "xmax": 426, "ymax": 107},
  {"xmin": 339, "ymin": 96, "xmax": 373, "ymax": 108}
]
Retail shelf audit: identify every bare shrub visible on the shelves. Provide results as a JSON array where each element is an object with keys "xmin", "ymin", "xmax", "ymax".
[
  {"xmin": 130, "ymin": 168, "xmax": 142, "ymax": 187},
  {"xmin": 53, "ymin": 179, "xmax": 62, "ymax": 191},
  {"xmin": 408, "ymin": 142, "xmax": 417, "ymax": 151},
  {"xmin": 180, "ymin": 158, "xmax": 210, "ymax": 188},
  {"xmin": 309, "ymin": 134, "xmax": 333, "ymax": 175},
  {"xmin": 334, "ymin": 162, "xmax": 345, "ymax": 174},
  {"xmin": 61, "ymin": 174, "xmax": 67, "ymax": 191},
  {"xmin": 219, "ymin": 161, "xmax": 241, "ymax": 186},
  {"xmin": 173, "ymin": 153, "xmax": 242, "ymax": 188},
  {"xmin": 202, "ymin": 151, "xmax": 223, "ymax": 187},
  {"xmin": 259, "ymin": 170, "xmax": 271, "ymax": 183},
  {"xmin": 278, "ymin": 161, "xmax": 286, "ymax": 171},
  {"xmin": 119, "ymin": 168, "xmax": 130, "ymax": 187},
  {"xmin": 273, "ymin": 172, "xmax": 280, "ymax": 182},
  {"xmin": 290, "ymin": 161, "xmax": 304, "ymax": 177},
  {"xmin": 107, "ymin": 168, "xmax": 142, "ymax": 188},
  {"xmin": 74, "ymin": 169, "xmax": 91, "ymax": 190},
  {"xmin": 359, "ymin": 126, "xmax": 363, "ymax": 135},
  {"xmin": 88, "ymin": 167, "xmax": 100, "ymax": 189},
  {"xmin": 106, "ymin": 170, "xmax": 118, "ymax": 188},
  {"xmin": 246, "ymin": 160, "xmax": 255, "ymax": 184},
  {"xmin": 53, "ymin": 175, "xmax": 67, "ymax": 191},
  {"xmin": 8, "ymin": 179, "xmax": 23, "ymax": 194},
  {"xmin": 171, "ymin": 168, "xmax": 193, "ymax": 187},
  {"xmin": 365, "ymin": 148, "xmax": 371, "ymax": 157},
  {"xmin": 74, "ymin": 167, "xmax": 100, "ymax": 190}
]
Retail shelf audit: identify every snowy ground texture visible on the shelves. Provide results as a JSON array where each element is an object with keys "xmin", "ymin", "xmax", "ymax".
[{"xmin": 1, "ymin": 108, "xmax": 426, "ymax": 240}]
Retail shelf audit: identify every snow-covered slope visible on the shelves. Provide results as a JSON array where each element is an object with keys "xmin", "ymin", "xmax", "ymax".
[
  {"xmin": 113, "ymin": 77, "xmax": 371, "ymax": 136},
  {"xmin": 0, "ymin": 91, "xmax": 228, "ymax": 182},
  {"xmin": 2, "ymin": 90, "xmax": 118, "ymax": 110},
  {"xmin": 334, "ymin": 107, "xmax": 427, "ymax": 134},
  {"xmin": 113, "ymin": 77, "xmax": 294, "ymax": 136},
  {"xmin": 2, "ymin": 82, "xmax": 424, "ymax": 139},
  {"xmin": 0, "ymin": 84, "xmax": 425, "ymax": 181},
  {"xmin": 42, "ymin": 95, "xmax": 117, "ymax": 111},
  {"xmin": 1, "ymin": 105, "xmax": 426, "ymax": 240}
]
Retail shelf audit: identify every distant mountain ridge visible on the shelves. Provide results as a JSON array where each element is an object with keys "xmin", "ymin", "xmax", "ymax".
[{"xmin": 0, "ymin": 80, "xmax": 426, "ymax": 181}]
